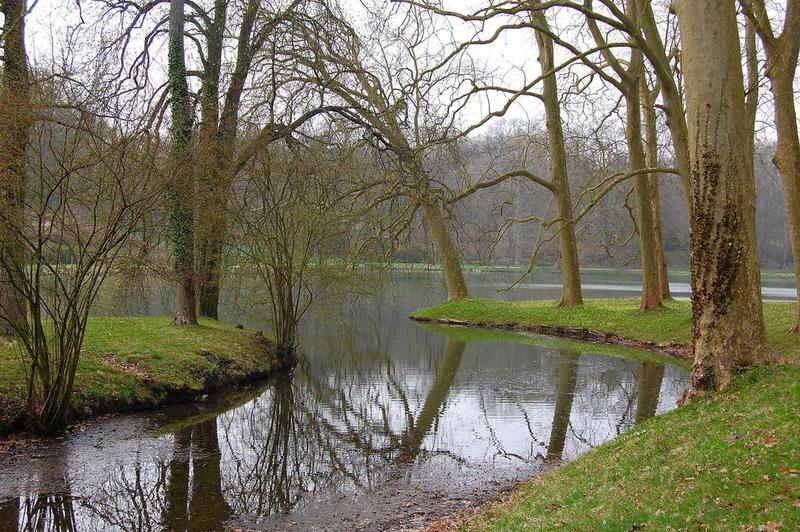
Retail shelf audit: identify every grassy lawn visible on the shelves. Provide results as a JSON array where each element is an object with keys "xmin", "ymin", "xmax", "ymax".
[
  {"xmin": 0, "ymin": 317, "xmax": 275, "ymax": 436},
  {"xmin": 413, "ymin": 298, "xmax": 800, "ymax": 362},
  {"xmin": 414, "ymin": 298, "xmax": 800, "ymax": 530}
]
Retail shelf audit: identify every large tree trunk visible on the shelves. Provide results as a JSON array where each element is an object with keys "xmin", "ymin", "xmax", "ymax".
[
  {"xmin": 641, "ymin": 80, "xmax": 672, "ymax": 300},
  {"xmin": 168, "ymin": 0, "xmax": 198, "ymax": 325},
  {"xmin": 532, "ymin": 3, "xmax": 582, "ymax": 307},
  {"xmin": 675, "ymin": 0, "xmax": 772, "ymax": 395},
  {"xmin": 0, "ymin": 0, "xmax": 30, "ymax": 336},
  {"xmin": 421, "ymin": 200, "xmax": 468, "ymax": 300},
  {"xmin": 195, "ymin": 0, "xmax": 261, "ymax": 319},
  {"xmin": 194, "ymin": 0, "xmax": 226, "ymax": 320},
  {"xmin": 625, "ymin": 81, "xmax": 662, "ymax": 311}
]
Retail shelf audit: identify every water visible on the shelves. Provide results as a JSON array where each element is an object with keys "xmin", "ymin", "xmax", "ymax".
[{"xmin": 0, "ymin": 270, "xmax": 767, "ymax": 530}]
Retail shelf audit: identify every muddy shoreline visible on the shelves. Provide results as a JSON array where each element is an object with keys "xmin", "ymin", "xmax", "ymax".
[{"xmin": 409, "ymin": 315, "xmax": 694, "ymax": 359}]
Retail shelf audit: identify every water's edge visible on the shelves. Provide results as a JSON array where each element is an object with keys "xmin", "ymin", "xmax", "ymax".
[{"xmin": 409, "ymin": 315, "xmax": 694, "ymax": 359}]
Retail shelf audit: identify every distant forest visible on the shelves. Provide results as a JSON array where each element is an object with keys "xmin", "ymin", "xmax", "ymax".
[{"xmin": 400, "ymin": 133, "xmax": 791, "ymax": 271}]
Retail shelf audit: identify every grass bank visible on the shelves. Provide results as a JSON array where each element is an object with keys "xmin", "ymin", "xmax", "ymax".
[
  {"xmin": 412, "ymin": 298, "xmax": 800, "ymax": 362},
  {"xmin": 413, "ymin": 298, "xmax": 800, "ymax": 530},
  {"xmin": 0, "ymin": 317, "xmax": 278, "ymax": 437}
]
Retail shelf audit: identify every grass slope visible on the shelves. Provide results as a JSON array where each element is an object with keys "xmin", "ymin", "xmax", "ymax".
[
  {"xmin": 453, "ymin": 364, "xmax": 800, "ymax": 531},
  {"xmin": 414, "ymin": 298, "xmax": 800, "ymax": 530},
  {"xmin": 0, "ymin": 317, "xmax": 275, "ymax": 436}
]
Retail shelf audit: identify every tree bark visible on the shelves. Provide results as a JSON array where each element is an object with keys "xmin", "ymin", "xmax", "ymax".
[
  {"xmin": 532, "ymin": 3, "xmax": 582, "ymax": 307},
  {"xmin": 195, "ymin": 0, "xmax": 262, "ymax": 318},
  {"xmin": 641, "ymin": 79, "xmax": 672, "ymax": 300},
  {"xmin": 675, "ymin": 0, "xmax": 772, "ymax": 395},
  {"xmin": 168, "ymin": 0, "xmax": 198, "ymax": 325},
  {"xmin": 422, "ymin": 200, "xmax": 469, "ymax": 300},
  {"xmin": 770, "ymin": 68, "xmax": 800, "ymax": 333},
  {"xmin": 0, "ymin": 0, "xmax": 30, "ymax": 336}
]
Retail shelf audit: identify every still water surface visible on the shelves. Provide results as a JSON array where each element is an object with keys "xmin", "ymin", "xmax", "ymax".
[{"xmin": 0, "ymin": 270, "xmax": 749, "ymax": 530}]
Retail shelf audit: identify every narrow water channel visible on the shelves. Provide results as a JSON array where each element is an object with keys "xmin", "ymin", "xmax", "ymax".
[{"xmin": 0, "ymin": 272, "xmax": 713, "ymax": 530}]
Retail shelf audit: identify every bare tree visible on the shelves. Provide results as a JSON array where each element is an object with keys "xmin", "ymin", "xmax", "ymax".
[
  {"xmin": 286, "ymin": 2, "xmax": 481, "ymax": 300},
  {"xmin": 641, "ymin": 75, "xmax": 671, "ymax": 299},
  {"xmin": 0, "ymin": 95, "xmax": 162, "ymax": 434},
  {"xmin": 232, "ymin": 138, "xmax": 381, "ymax": 355}
]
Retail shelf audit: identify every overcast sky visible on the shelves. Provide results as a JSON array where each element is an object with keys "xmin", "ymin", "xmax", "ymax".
[{"xmin": 16, "ymin": 0, "xmax": 788, "ymax": 142}]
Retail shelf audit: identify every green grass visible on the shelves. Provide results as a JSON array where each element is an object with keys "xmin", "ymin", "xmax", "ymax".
[
  {"xmin": 413, "ymin": 298, "xmax": 800, "ymax": 362},
  {"xmin": 414, "ymin": 297, "xmax": 800, "ymax": 530},
  {"xmin": 0, "ymin": 316, "xmax": 275, "ymax": 436},
  {"xmin": 458, "ymin": 364, "xmax": 800, "ymax": 531}
]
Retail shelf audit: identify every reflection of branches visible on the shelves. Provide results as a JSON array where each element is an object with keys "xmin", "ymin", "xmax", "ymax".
[
  {"xmin": 17, "ymin": 494, "xmax": 78, "ymax": 531},
  {"xmin": 82, "ymin": 460, "xmax": 168, "ymax": 531}
]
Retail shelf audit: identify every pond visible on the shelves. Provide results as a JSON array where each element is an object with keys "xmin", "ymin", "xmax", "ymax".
[{"xmin": 1, "ymin": 269, "xmax": 773, "ymax": 530}]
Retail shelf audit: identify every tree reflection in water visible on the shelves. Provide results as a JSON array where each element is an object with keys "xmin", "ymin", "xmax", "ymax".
[
  {"xmin": 0, "ymin": 321, "xmax": 687, "ymax": 530},
  {"xmin": 1, "ymin": 456, "xmax": 78, "ymax": 531},
  {"xmin": 161, "ymin": 419, "xmax": 230, "ymax": 531},
  {"xmin": 547, "ymin": 350, "xmax": 580, "ymax": 460}
]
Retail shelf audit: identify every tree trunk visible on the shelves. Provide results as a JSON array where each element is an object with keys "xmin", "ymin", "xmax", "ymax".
[
  {"xmin": 641, "ymin": 80, "xmax": 672, "ymax": 300},
  {"xmin": 422, "ymin": 200, "xmax": 469, "ymax": 300},
  {"xmin": 194, "ymin": 0, "xmax": 227, "ymax": 320},
  {"xmin": 532, "ymin": 3, "xmax": 582, "ymax": 307},
  {"xmin": 675, "ymin": 0, "xmax": 772, "ymax": 395},
  {"xmin": 195, "ymin": 0, "xmax": 262, "ymax": 319},
  {"xmin": 771, "ymin": 77, "xmax": 800, "ymax": 332},
  {"xmin": 767, "ymin": 59, "xmax": 800, "ymax": 333},
  {"xmin": 0, "ymin": 0, "xmax": 30, "ymax": 336},
  {"xmin": 625, "ymin": 81, "xmax": 662, "ymax": 311},
  {"xmin": 168, "ymin": 0, "xmax": 198, "ymax": 325}
]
